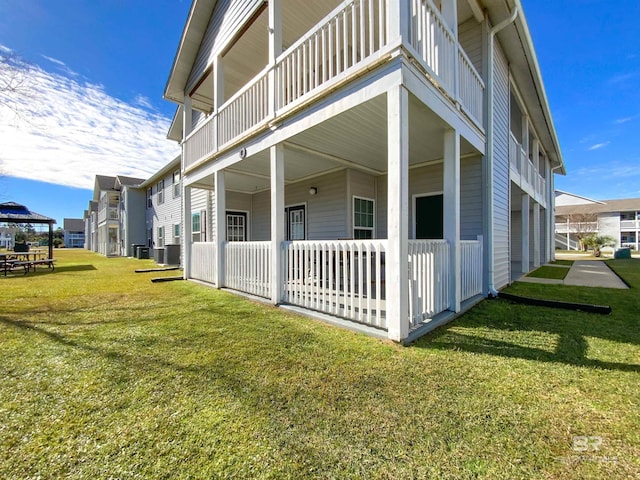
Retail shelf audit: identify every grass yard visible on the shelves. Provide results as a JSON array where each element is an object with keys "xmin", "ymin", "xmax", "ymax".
[
  {"xmin": 1, "ymin": 250, "xmax": 638, "ymax": 479},
  {"xmin": 526, "ymin": 265, "xmax": 571, "ymax": 280}
]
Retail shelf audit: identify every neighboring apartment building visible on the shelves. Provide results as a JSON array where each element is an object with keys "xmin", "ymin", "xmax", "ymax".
[
  {"xmin": 0, "ymin": 226, "xmax": 17, "ymax": 249},
  {"xmin": 91, "ymin": 175, "xmax": 145, "ymax": 256},
  {"xmin": 555, "ymin": 191, "xmax": 640, "ymax": 251},
  {"xmin": 63, "ymin": 218, "xmax": 85, "ymax": 248},
  {"xmin": 163, "ymin": 0, "xmax": 564, "ymax": 342},
  {"xmin": 84, "ymin": 201, "xmax": 98, "ymax": 251},
  {"xmin": 140, "ymin": 155, "xmax": 184, "ymax": 264}
]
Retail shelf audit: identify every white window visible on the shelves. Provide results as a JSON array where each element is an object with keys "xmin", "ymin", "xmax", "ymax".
[
  {"xmin": 192, "ymin": 213, "xmax": 201, "ymax": 242},
  {"xmin": 173, "ymin": 224, "xmax": 181, "ymax": 244},
  {"xmin": 353, "ymin": 197, "xmax": 374, "ymax": 239},
  {"xmin": 157, "ymin": 226, "xmax": 164, "ymax": 248},
  {"xmin": 157, "ymin": 180, "xmax": 164, "ymax": 205},
  {"xmin": 173, "ymin": 170, "xmax": 181, "ymax": 198},
  {"xmin": 226, "ymin": 212, "xmax": 247, "ymax": 242},
  {"xmin": 285, "ymin": 205, "xmax": 305, "ymax": 240}
]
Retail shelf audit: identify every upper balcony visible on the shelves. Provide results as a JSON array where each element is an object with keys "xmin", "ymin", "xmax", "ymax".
[{"xmin": 183, "ymin": 0, "xmax": 485, "ymax": 171}]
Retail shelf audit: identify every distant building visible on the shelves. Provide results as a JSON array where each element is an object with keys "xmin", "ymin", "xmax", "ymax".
[
  {"xmin": 555, "ymin": 191, "xmax": 640, "ymax": 250},
  {"xmin": 0, "ymin": 226, "xmax": 18, "ymax": 249},
  {"xmin": 63, "ymin": 218, "xmax": 85, "ymax": 248}
]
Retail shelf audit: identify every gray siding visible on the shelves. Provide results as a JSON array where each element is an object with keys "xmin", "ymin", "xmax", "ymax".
[
  {"xmin": 286, "ymin": 170, "xmax": 348, "ymax": 240},
  {"xmin": 186, "ymin": 0, "xmax": 264, "ymax": 92},
  {"xmin": 460, "ymin": 156, "xmax": 483, "ymax": 240},
  {"xmin": 492, "ymin": 41, "xmax": 511, "ymax": 289},
  {"xmin": 458, "ymin": 19, "xmax": 483, "ymax": 76},
  {"xmin": 149, "ymin": 172, "xmax": 183, "ymax": 264},
  {"xmin": 251, "ymin": 190, "xmax": 271, "ymax": 241}
]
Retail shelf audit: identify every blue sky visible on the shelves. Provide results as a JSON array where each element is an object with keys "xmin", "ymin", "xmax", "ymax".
[{"xmin": 1, "ymin": 0, "xmax": 639, "ymax": 227}]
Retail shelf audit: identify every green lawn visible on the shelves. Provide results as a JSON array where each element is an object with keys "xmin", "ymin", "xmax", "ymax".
[
  {"xmin": 526, "ymin": 265, "xmax": 570, "ymax": 280},
  {"xmin": 1, "ymin": 250, "xmax": 638, "ymax": 479}
]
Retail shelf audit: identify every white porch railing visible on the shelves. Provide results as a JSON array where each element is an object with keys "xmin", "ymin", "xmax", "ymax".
[
  {"xmin": 283, "ymin": 240, "xmax": 387, "ymax": 329},
  {"xmin": 225, "ymin": 241, "xmax": 271, "ymax": 298},
  {"xmin": 509, "ymin": 132, "xmax": 546, "ymax": 202},
  {"xmin": 458, "ymin": 47, "xmax": 484, "ymax": 126},
  {"xmin": 409, "ymin": 0, "xmax": 484, "ymax": 129},
  {"xmin": 191, "ymin": 242, "xmax": 217, "ymax": 284},
  {"xmin": 218, "ymin": 69, "xmax": 270, "ymax": 147},
  {"xmin": 620, "ymin": 220, "xmax": 639, "ymax": 230},
  {"xmin": 275, "ymin": 0, "xmax": 387, "ymax": 111},
  {"xmin": 408, "ymin": 240, "xmax": 450, "ymax": 327},
  {"xmin": 461, "ymin": 239, "xmax": 483, "ymax": 301},
  {"xmin": 184, "ymin": 115, "xmax": 216, "ymax": 170}
]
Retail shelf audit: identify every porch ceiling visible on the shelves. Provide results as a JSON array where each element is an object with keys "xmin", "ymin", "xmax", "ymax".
[{"xmin": 219, "ymin": 93, "xmax": 478, "ymax": 194}]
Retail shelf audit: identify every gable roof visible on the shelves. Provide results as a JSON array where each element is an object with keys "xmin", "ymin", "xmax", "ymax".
[
  {"xmin": 115, "ymin": 175, "xmax": 146, "ymax": 189},
  {"xmin": 63, "ymin": 218, "xmax": 85, "ymax": 231},
  {"xmin": 164, "ymin": 0, "xmax": 218, "ymax": 104}
]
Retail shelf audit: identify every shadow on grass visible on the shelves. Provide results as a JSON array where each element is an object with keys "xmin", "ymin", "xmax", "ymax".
[
  {"xmin": 54, "ymin": 264, "xmax": 97, "ymax": 273},
  {"xmin": 415, "ymin": 298, "xmax": 640, "ymax": 373}
]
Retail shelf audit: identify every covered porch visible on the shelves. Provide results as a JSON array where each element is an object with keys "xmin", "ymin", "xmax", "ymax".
[{"xmin": 183, "ymin": 82, "xmax": 485, "ymax": 342}]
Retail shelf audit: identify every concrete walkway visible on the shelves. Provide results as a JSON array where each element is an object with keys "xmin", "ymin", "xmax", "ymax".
[{"xmin": 517, "ymin": 259, "xmax": 628, "ymax": 289}]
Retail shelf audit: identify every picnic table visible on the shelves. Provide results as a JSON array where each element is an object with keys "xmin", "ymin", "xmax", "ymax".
[{"xmin": 1, "ymin": 251, "xmax": 55, "ymax": 276}]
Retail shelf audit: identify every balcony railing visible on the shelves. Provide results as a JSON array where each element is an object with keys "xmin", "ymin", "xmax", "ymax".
[
  {"xmin": 509, "ymin": 132, "xmax": 546, "ymax": 201},
  {"xmin": 183, "ymin": 0, "xmax": 485, "ymax": 170},
  {"xmin": 225, "ymin": 241, "xmax": 271, "ymax": 298},
  {"xmin": 191, "ymin": 242, "xmax": 217, "ymax": 284},
  {"xmin": 620, "ymin": 220, "xmax": 639, "ymax": 230}
]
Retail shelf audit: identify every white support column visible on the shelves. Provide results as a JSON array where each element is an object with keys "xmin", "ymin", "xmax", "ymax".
[
  {"xmin": 533, "ymin": 202, "xmax": 540, "ymax": 267},
  {"xmin": 183, "ymin": 185, "xmax": 192, "ymax": 279},
  {"xmin": 214, "ymin": 171, "xmax": 226, "ymax": 288},
  {"xmin": 521, "ymin": 194, "xmax": 530, "ymax": 274},
  {"xmin": 270, "ymin": 144, "xmax": 285, "ymax": 305},
  {"xmin": 387, "ymin": 0, "xmax": 411, "ymax": 42},
  {"xmin": 444, "ymin": 129, "xmax": 461, "ymax": 312},
  {"xmin": 566, "ymin": 218, "xmax": 570, "ymax": 252},
  {"xmin": 268, "ymin": 0, "xmax": 282, "ymax": 118},
  {"xmin": 183, "ymin": 95, "xmax": 193, "ymax": 138},
  {"xmin": 386, "ymin": 86, "xmax": 409, "ymax": 342}
]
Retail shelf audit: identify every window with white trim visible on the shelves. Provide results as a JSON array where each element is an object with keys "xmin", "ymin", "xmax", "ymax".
[
  {"xmin": 353, "ymin": 197, "xmax": 374, "ymax": 239},
  {"xmin": 173, "ymin": 224, "xmax": 180, "ymax": 244},
  {"xmin": 173, "ymin": 170, "xmax": 181, "ymax": 198},
  {"xmin": 192, "ymin": 213, "xmax": 201, "ymax": 242},
  {"xmin": 146, "ymin": 188, "xmax": 152, "ymax": 208},
  {"xmin": 226, "ymin": 212, "xmax": 247, "ymax": 242},
  {"xmin": 157, "ymin": 180, "xmax": 164, "ymax": 204},
  {"xmin": 157, "ymin": 226, "xmax": 164, "ymax": 248}
]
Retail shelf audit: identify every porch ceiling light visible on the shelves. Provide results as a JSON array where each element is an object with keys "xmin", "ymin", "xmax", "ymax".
[{"xmin": 309, "ymin": 187, "xmax": 318, "ymax": 195}]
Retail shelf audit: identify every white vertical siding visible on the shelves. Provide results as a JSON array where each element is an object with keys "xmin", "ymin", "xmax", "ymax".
[
  {"xmin": 492, "ymin": 41, "xmax": 511, "ymax": 289},
  {"xmin": 186, "ymin": 0, "xmax": 265, "ymax": 93}
]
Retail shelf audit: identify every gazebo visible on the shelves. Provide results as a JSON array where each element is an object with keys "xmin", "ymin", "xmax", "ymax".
[{"xmin": 0, "ymin": 202, "xmax": 56, "ymax": 259}]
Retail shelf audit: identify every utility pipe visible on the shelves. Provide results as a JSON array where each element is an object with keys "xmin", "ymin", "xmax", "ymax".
[{"xmin": 486, "ymin": 6, "xmax": 518, "ymax": 297}]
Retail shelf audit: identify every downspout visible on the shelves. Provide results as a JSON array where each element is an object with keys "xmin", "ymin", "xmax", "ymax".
[
  {"xmin": 550, "ymin": 163, "xmax": 563, "ymax": 258},
  {"xmin": 486, "ymin": 6, "xmax": 519, "ymax": 297}
]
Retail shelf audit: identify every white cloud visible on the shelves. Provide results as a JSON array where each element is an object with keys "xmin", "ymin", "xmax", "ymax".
[
  {"xmin": 0, "ymin": 57, "xmax": 179, "ymax": 189},
  {"xmin": 41, "ymin": 54, "xmax": 66, "ymax": 67},
  {"xmin": 587, "ymin": 142, "xmax": 610, "ymax": 151},
  {"xmin": 614, "ymin": 115, "xmax": 636, "ymax": 125}
]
